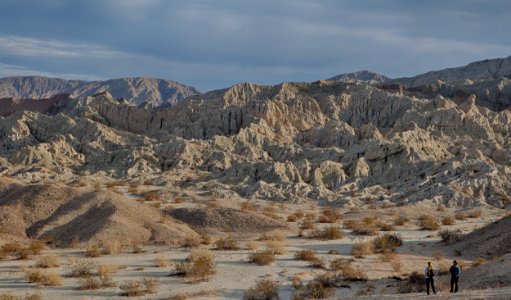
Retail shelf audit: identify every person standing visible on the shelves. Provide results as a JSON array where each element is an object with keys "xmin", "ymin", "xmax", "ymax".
[
  {"xmin": 450, "ymin": 260, "xmax": 461, "ymax": 293},
  {"xmin": 424, "ymin": 261, "xmax": 436, "ymax": 295}
]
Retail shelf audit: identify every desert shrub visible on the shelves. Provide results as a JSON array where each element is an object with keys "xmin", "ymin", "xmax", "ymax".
[
  {"xmin": 372, "ymin": 233, "xmax": 403, "ymax": 253},
  {"xmin": 338, "ymin": 264, "xmax": 368, "ymax": 281},
  {"xmin": 438, "ymin": 229, "xmax": 462, "ymax": 244},
  {"xmin": 240, "ymin": 202, "xmax": 258, "ymax": 212},
  {"xmin": 265, "ymin": 241, "xmax": 287, "ymax": 255},
  {"xmin": 329, "ymin": 258, "xmax": 350, "ymax": 271},
  {"xmin": 343, "ymin": 219, "xmax": 358, "ymax": 229},
  {"xmin": 78, "ymin": 277, "xmax": 102, "ymax": 290},
  {"xmin": 391, "ymin": 259, "xmax": 402, "ymax": 272},
  {"xmin": 318, "ymin": 207, "xmax": 342, "ymax": 223},
  {"xmin": 393, "ymin": 214, "xmax": 409, "ymax": 226},
  {"xmin": 24, "ymin": 268, "xmax": 62, "ymax": 286},
  {"xmin": 472, "ymin": 257, "xmax": 486, "ymax": 267},
  {"xmin": 287, "ymin": 214, "xmax": 297, "ymax": 222},
  {"xmin": 16, "ymin": 248, "xmax": 32, "ymax": 260},
  {"xmin": 214, "ymin": 236, "xmax": 240, "ymax": 250},
  {"xmin": 104, "ymin": 240, "xmax": 122, "ymax": 255},
  {"xmin": 466, "ymin": 209, "xmax": 482, "ymax": 218},
  {"xmin": 328, "ymin": 249, "xmax": 339, "ymax": 255},
  {"xmin": 248, "ymin": 250, "xmax": 275, "ymax": 265},
  {"xmin": 399, "ymin": 271, "xmax": 425, "ymax": 293},
  {"xmin": 259, "ymin": 230, "xmax": 285, "ymax": 241},
  {"xmin": 299, "ymin": 219, "xmax": 316, "ymax": 230},
  {"xmin": 1, "ymin": 242, "xmax": 22, "ymax": 255},
  {"xmin": 0, "ymin": 293, "xmax": 42, "ymax": 300},
  {"xmin": 308, "ymin": 256, "xmax": 326, "ymax": 269},
  {"xmin": 351, "ymin": 242, "xmax": 374, "ymax": 258},
  {"xmin": 175, "ymin": 250, "xmax": 216, "ymax": 281},
  {"xmin": 295, "ymin": 273, "xmax": 336, "ymax": 299},
  {"xmin": 143, "ymin": 191, "xmax": 160, "ymax": 202},
  {"xmin": 86, "ymin": 243, "xmax": 102, "ymax": 257},
  {"xmin": 245, "ymin": 241, "xmax": 259, "ymax": 250},
  {"xmin": 309, "ymin": 226, "xmax": 344, "ymax": 240},
  {"xmin": 441, "ymin": 215, "xmax": 455, "ymax": 225},
  {"xmin": 419, "ymin": 215, "xmax": 440, "ymax": 230},
  {"xmin": 351, "ymin": 224, "xmax": 379, "ymax": 236},
  {"xmin": 262, "ymin": 206, "xmax": 279, "ymax": 219},
  {"xmin": 432, "ymin": 251, "xmax": 444, "ymax": 260},
  {"xmin": 98, "ymin": 264, "xmax": 117, "ymax": 287},
  {"xmin": 243, "ymin": 279, "xmax": 279, "ymax": 300},
  {"xmin": 67, "ymin": 259, "xmax": 97, "ymax": 278},
  {"xmin": 154, "ymin": 255, "xmax": 170, "ymax": 267},
  {"xmin": 36, "ymin": 255, "xmax": 59, "ymax": 268},
  {"xmin": 454, "ymin": 211, "xmax": 467, "ymax": 220},
  {"xmin": 378, "ymin": 222, "xmax": 395, "ymax": 231},
  {"xmin": 181, "ymin": 237, "xmax": 200, "ymax": 248},
  {"xmin": 294, "ymin": 249, "xmax": 318, "ymax": 261},
  {"xmin": 119, "ymin": 278, "xmax": 158, "ymax": 296},
  {"xmin": 29, "ymin": 241, "xmax": 45, "ymax": 255},
  {"xmin": 294, "ymin": 210, "xmax": 305, "ymax": 218}
]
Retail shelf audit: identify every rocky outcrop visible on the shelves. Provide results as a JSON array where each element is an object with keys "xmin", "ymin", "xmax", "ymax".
[{"xmin": 327, "ymin": 70, "xmax": 390, "ymax": 83}]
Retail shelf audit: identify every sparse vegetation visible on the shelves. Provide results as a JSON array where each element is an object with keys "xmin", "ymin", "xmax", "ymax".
[
  {"xmin": 394, "ymin": 213, "xmax": 409, "ymax": 226},
  {"xmin": 294, "ymin": 249, "xmax": 318, "ymax": 262},
  {"xmin": 86, "ymin": 243, "xmax": 102, "ymax": 257},
  {"xmin": 265, "ymin": 241, "xmax": 287, "ymax": 255},
  {"xmin": 36, "ymin": 255, "xmax": 59, "ymax": 268},
  {"xmin": 214, "ymin": 236, "xmax": 240, "ymax": 250},
  {"xmin": 248, "ymin": 250, "xmax": 275, "ymax": 265},
  {"xmin": 154, "ymin": 255, "xmax": 170, "ymax": 267},
  {"xmin": 318, "ymin": 207, "xmax": 342, "ymax": 223},
  {"xmin": 441, "ymin": 215, "xmax": 455, "ymax": 225},
  {"xmin": 175, "ymin": 250, "xmax": 216, "ymax": 281},
  {"xmin": 309, "ymin": 226, "xmax": 344, "ymax": 240},
  {"xmin": 243, "ymin": 279, "xmax": 279, "ymax": 300},
  {"xmin": 438, "ymin": 229, "xmax": 462, "ymax": 244},
  {"xmin": 24, "ymin": 268, "xmax": 62, "ymax": 286},
  {"xmin": 419, "ymin": 215, "xmax": 440, "ymax": 230},
  {"xmin": 351, "ymin": 242, "xmax": 374, "ymax": 258},
  {"xmin": 67, "ymin": 259, "xmax": 97, "ymax": 278},
  {"xmin": 472, "ymin": 257, "xmax": 486, "ymax": 267},
  {"xmin": 372, "ymin": 233, "xmax": 403, "ymax": 253},
  {"xmin": 119, "ymin": 278, "xmax": 159, "ymax": 297}
]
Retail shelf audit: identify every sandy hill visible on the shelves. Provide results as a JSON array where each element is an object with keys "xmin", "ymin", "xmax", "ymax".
[
  {"xmin": 0, "ymin": 178, "xmax": 199, "ymax": 246},
  {"xmin": 0, "ymin": 76, "xmax": 200, "ymax": 107},
  {"xmin": 327, "ymin": 70, "xmax": 389, "ymax": 82}
]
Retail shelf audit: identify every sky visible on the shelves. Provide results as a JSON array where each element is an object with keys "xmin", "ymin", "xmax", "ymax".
[{"xmin": 0, "ymin": 0, "xmax": 510, "ymax": 91}]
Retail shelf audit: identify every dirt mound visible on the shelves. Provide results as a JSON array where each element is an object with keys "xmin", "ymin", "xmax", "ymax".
[
  {"xmin": 167, "ymin": 207, "xmax": 285, "ymax": 233},
  {"xmin": 452, "ymin": 215, "xmax": 511, "ymax": 258},
  {"xmin": 456, "ymin": 254, "xmax": 511, "ymax": 290},
  {"xmin": 0, "ymin": 178, "xmax": 199, "ymax": 247}
]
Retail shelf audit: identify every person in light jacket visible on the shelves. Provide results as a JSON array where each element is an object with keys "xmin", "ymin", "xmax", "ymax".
[{"xmin": 424, "ymin": 261, "xmax": 436, "ymax": 295}]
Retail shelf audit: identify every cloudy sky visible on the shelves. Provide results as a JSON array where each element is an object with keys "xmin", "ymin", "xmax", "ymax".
[{"xmin": 1, "ymin": 0, "xmax": 510, "ymax": 91}]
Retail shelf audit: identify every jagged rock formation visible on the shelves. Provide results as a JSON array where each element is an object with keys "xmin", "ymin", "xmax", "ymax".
[
  {"xmin": 0, "ymin": 76, "xmax": 200, "ymax": 106},
  {"xmin": 0, "ymin": 57, "xmax": 510, "ymax": 210},
  {"xmin": 327, "ymin": 70, "xmax": 389, "ymax": 83}
]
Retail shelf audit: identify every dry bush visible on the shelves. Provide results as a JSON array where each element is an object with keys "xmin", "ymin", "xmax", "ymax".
[
  {"xmin": 119, "ymin": 278, "xmax": 159, "ymax": 297},
  {"xmin": 343, "ymin": 219, "xmax": 358, "ymax": 229},
  {"xmin": 29, "ymin": 241, "xmax": 45, "ymax": 255},
  {"xmin": 24, "ymin": 268, "xmax": 62, "ymax": 286},
  {"xmin": 36, "ymin": 255, "xmax": 59, "ymax": 268},
  {"xmin": 104, "ymin": 240, "xmax": 122, "ymax": 255},
  {"xmin": 441, "ymin": 215, "xmax": 455, "ymax": 225},
  {"xmin": 309, "ymin": 226, "xmax": 344, "ymax": 240},
  {"xmin": 466, "ymin": 209, "xmax": 482, "ymax": 218},
  {"xmin": 472, "ymin": 257, "xmax": 486, "ymax": 267},
  {"xmin": 169, "ymin": 290, "xmax": 219, "ymax": 300},
  {"xmin": 265, "ymin": 241, "xmax": 287, "ymax": 255},
  {"xmin": 329, "ymin": 258, "xmax": 350, "ymax": 271},
  {"xmin": 372, "ymin": 233, "xmax": 403, "ymax": 253},
  {"xmin": 294, "ymin": 249, "xmax": 318, "ymax": 262},
  {"xmin": 86, "ymin": 243, "xmax": 102, "ymax": 257},
  {"xmin": 1, "ymin": 242, "xmax": 22, "ymax": 255},
  {"xmin": 248, "ymin": 250, "xmax": 275, "ymax": 265},
  {"xmin": 339, "ymin": 264, "xmax": 368, "ymax": 281},
  {"xmin": 181, "ymin": 237, "xmax": 200, "ymax": 248},
  {"xmin": 378, "ymin": 222, "xmax": 395, "ymax": 231},
  {"xmin": 391, "ymin": 259, "xmax": 402, "ymax": 272},
  {"xmin": 175, "ymin": 250, "xmax": 216, "ymax": 281},
  {"xmin": 240, "ymin": 201, "xmax": 258, "ymax": 212},
  {"xmin": 394, "ymin": 214, "xmax": 409, "ymax": 226},
  {"xmin": 131, "ymin": 243, "xmax": 145, "ymax": 253},
  {"xmin": 351, "ymin": 242, "xmax": 374, "ymax": 258},
  {"xmin": 318, "ymin": 207, "xmax": 342, "ymax": 223},
  {"xmin": 67, "ymin": 259, "xmax": 97, "ymax": 278},
  {"xmin": 299, "ymin": 219, "xmax": 316, "ymax": 230},
  {"xmin": 308, "ymin": 256, "xmax": 326, "ymax": 269},
  {"xmin": 399, "ymin": 271, "xmax": 426, "ymax": 293},
  {"xmin": 438, "ymin": 229, "xmax": 462, "ymax": 244},
  {"xmin": 259, "ymin": 230, "xmax": 286, "ymax": 241},
  {"xmin": 144, "ymin": 191, "xmax": 161, "ymax": 202},
  {"xmin": 454, "ymin": 211, "xmax": 467, "ymax": 220},
  {"xmin": 419, "ymin": 215, "xmax": 440, "ymax": 230},
  {"xmin": 294, "ymin": 272, "xmax": 336, "ymax": 299},
  {"xmin": 380, "ymin": 249, "xmax": 396, "ymax": 262},
  {"xmin": 154, "ymin": 255, "xmax": 170, "ymax": 267},
  {"xmin": 287, "ymin": 214, "xmax": 297, "ymax": 222},
  {"xmin": 243, "ymin": 278, "xmax": 279, "ymax": 300},
  {"xmin": 328, "ymin": 249, "xmax": 339, "ymax": 255},
  {"xmin": 432, "ymin": 251, "xmax": 445, "ymax": 260},
  {"xmin": 70, "ymin": 236, "xmax": 80, "ymax": 249},
  {"xmin": 16, "ymin": 248, "xmax": 32, "ymax": 260},
  {"xmin": 78, "ymin": 277, "xmax": 101, "ymax": 290},
  {"xmin": 294, "ymin": 210, "xmax": 305, "ymax": 218},
  {"xmin": 245, "ymin": 241, "xmax": 259, "ymax": 251},
  {"xmin": 214, "ymin": 236, "xmax": 240, "ymax": 250},
  {"xmin": 262, "ymin": 206, "xmax": 279, "ymax": 219}
]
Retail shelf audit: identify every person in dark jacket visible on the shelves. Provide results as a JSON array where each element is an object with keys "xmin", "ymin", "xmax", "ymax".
[
  {"xmin": 424, "ymin": 261, "xmax": 436, "ymax": 295},
  {"xmin": 450, "ymin": 260, "xmax": 461, "ymax": 293}
]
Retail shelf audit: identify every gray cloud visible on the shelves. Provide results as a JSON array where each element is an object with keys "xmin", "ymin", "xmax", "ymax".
[{"xmin": 1, "ymin": 0, "xmax": 510, "ymax": 91}]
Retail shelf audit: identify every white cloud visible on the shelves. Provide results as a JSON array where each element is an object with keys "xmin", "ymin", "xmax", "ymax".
[
  {"xmin": 0, "ymin": 35, "xmax": 123, "ymax": 58},
  {"xmin": 0, "ymin": 62, "xmax": 102, "ymax": 81}
]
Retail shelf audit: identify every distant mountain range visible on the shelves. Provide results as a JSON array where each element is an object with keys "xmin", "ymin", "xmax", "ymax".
[
  {"xmin": 0, "ymin": 76, "xmax": 200, "ymax": 106},
  {"xmin": 327, "ymin": 70, "xmax": 390, "ymax": 82}
]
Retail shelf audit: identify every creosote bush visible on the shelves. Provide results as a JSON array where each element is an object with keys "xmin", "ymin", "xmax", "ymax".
[
  {"xmin": 243, "ymin": 279, "xmax": 279, "ymax": 300},
  {"xmin": 36, "ymin": 255, "xmax": 59, "ymax": 268},
  {"xmin": 441, "ymin": 215, "xmax": 455, "ymax": 225},
  {"xmin": 119, "ymin": 278, "xmax": 159, "ymax": 297},
  {"xmin": 419, "ymin": 215, "xmax": 440, "ymax": 231},
  {"xmin": 248, "ymin": 250, "xmax": 275, "ymax": 265},
  {"xmin": 351, "ymin": 242, "xmax": 374, "ymax": 258},
  {"xmin": 294, "ymin": 249, "xmax": 318, "ymax": 262},
  {"xmin": 372, "ymin": 233, "xmax": 403, "ymax": 253},
  {"xmin": 214, "ymin": 236, "xmax": 240, "ymax": 250},
  {"xmin": 24, "ymin": 268, "xmax": 62, "ymax": 286},
  {"xmin": 175, "ymin": 250, "xmax": 216, "ymax": 281},
  {"xmin": 309, "ymin": 226, "xmax": 344, "ymax": 240},
  {"xmin": 438, "ymin": 229, "xmax": 462, "ymax": 244}
]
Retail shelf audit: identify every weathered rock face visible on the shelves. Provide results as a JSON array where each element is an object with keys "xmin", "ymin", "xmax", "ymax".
[
  {"xmin": 327, "ymin": 70, "xmax": 390, "ymax": 83},
  {"xmin": 0, "ymin": 77, "xmax": 510, "ymax": 208},
  {"xmin": 0, "ymin": 76, "xmax": 200, "ymax": 107}
]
